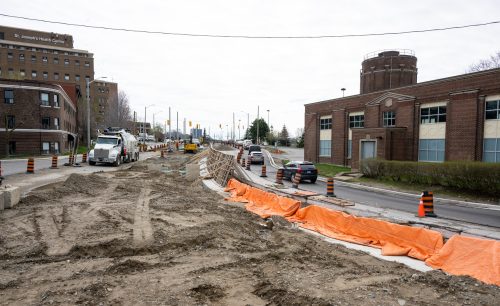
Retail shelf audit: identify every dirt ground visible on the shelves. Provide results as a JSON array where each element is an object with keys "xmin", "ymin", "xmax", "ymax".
[{"xmin": 0, "ymin": 152, "xmax": 498, "ymax": 305}]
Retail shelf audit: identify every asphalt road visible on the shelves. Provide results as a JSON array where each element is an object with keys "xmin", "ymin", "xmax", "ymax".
[
  {"xmin": 1, "ymin": 142, "xmax": 164, "ymax": 176},
  {"xmin": 246, "ymin": 150, "xmax": 500, "ymax": 228}
]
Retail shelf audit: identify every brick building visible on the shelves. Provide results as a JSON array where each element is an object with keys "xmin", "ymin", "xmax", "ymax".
[
  {"xmin": 0, "ymin": 79, "xmax": 78, "ymax": 156},
  {"xmin": 304, "ymin": 50, "xmax": 500, "ymax": 169},
  {"xmin": 0, "ymin": 25, "xmax": 119, "ymax": 143}
]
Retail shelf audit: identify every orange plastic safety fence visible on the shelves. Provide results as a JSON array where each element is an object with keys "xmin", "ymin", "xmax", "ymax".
[
  {"xmin": 225, "ymin": 178, "xmax": 300, "ymax": 218},
  {"xmin": 426, "ymin": 235, "xmax": 500, "ymax": 286},
  {"xmin": 287, "ymin": 205, "xmax": 443, "ymax": 261}
]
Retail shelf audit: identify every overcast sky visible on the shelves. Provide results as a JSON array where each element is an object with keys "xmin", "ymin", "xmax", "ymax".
[{"xmin": 2, "ymin": 0, "xmax": 500, "ymax": 138}]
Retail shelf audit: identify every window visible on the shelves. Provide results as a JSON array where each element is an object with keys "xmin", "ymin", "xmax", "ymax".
[
  {"xmin": 485, "ymin": 100, "xmax": 500, "ymax": 120},
  {"xmin": 31, "ymin": 70, "xmax": 37, "ymax": 78},
  {"xmin": 4, "ymin": 89, "xmax": 14, "ymax": 103},
  {"xmin": 6, "ymin": 115, "xmax": 15, "ymax": 129},
  {"xmin": 42, "ymin": 142, "xmax": 50, "ymax": 154},
  {"xmin": 53, "ymin": 57, "xmax": 59, "ymax": 64},
  {"xmin": 40, "ymin": 92, "xmax": 50, "ymax": 106},
  {"xmin": 54, "ymin": 118, "xmax": 60, "ymax": 130},
  {"xmin": 383, "ymin": 111, "xmax": 396, "ymax": 127},
  {"xmin": 75, "ymin": 60, "xmax": 80, "ymax": 66},
  {"xmin": 43, "ymin": 71, "xmax": 48, "ymax": 79},
  {"xmin": 54, "ymin": 94, "xmax": 59, "ymax": 107},
  {"xmin": 64, "ymin": 74, "xmax": 69, "ymax": 81},
  {"xmin": 85, "ymin": 76, "xmax": 90, "ymax": 83},
  {"xmin": 7, "ymin": 52, "xmax": 13, "ymax": 59},
  {"xmin": 64, "ymin": 58, "xmax": 69, "ymax": 65},
  {"xmin": 54, "ymin": 72, "xmax": 59, "ymax": 80},
  {"xmin": 53, "ymin": 50, "xmax": 58, "ymax": 54},
  {"xmin": 19, "ymin": 53, "xmax": 25, "ymax": 61},
  {"xmin": 319, "ymin": 117, "xmax": 332, "ymax": 130},
  {"xmin": 319, "ymin": 140, "xmax": 331, "ymax": 157},
  {"xmin": 41, "ymin": 117, "xmax": 50, "ymax": 129},
  {"xmin": 421, "ymin": 106, "xmax": 446, "ymax": 124},
  {"xmin": 9, "ymin": 141, "xmax": 16, "ymax": 155},
  {"xmin": 8, "ymin": 68, "xmax": 13, "ymax": 76},
  {"xmin": 85, "ymin": 61, "xmax": 90, "ymax": 67},
  {"xmin": 349, "ymin": 114, "xmax": 365, "ymax": 128},
  {"xmin": 0, "ymin": 32, "xmax": 3, "ymax": 40},
  {"xmin": 31, "ymin": 55, "xmax": 36, "ymax": 63},
  {"xmin": 54, "ymin": 142, "xmax": 60, "ymax": 154},
  {"xmin": 75, "ymin": 74, "xmax": 80, "ymax": 81},
  {"xmin": 483, "ymin": 139, "xmax": 500, "ymax": 163},
  {"xmin": 419, "ymin": 139, "xmax": 445, "ymax": 162},
  {"xmin": 20, "ymin": 69, "xmax": 25, "ymax": 77}
]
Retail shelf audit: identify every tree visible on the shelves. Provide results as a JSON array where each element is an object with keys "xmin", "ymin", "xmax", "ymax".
[
  {"xmin": 103, "ymin": 90, "xmax": 132, "ymax": 129},
  {"xmin": 279, "ymin": 125, "xmax": 290, "ymax": 147},
  {"xmin": 467, "ymin": 51, "xmax": 500, "ymax": 72},
  {"xmin": 248, "ymin": 118, "xmax": 270, "ymax": 144},
  {"xmin": 296, "ymin": 130, "xmax": 305, "ymax": 148}
]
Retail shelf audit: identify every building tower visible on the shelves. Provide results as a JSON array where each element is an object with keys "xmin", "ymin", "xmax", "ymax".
[{"xmin": 360, "ymin": 50, "xmax": 418, "ymax": 94}]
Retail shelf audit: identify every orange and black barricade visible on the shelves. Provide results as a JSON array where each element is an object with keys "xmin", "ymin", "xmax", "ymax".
[
  {"xmin": 326, "ymin": 177, "xmax": 336, "ymax": 197},
  {"xmin": 26, "ymin": 157, "xmax": 35, "ymax": 174},
  {"xmin": 260, "ymin": 164, "xmax": 267, "ymax": 177},
  {"xmin": 421, "ymin": 191, "xmax": 437, "ymax": 217},
  {"xmin": 50, "ymin": 155, "xmax": 58, "ymax": 169},
  {"xmin": 82, "ymin": 152, "xmax": 87, "ymax": 163},
  {"xmin": 246, "ymin": 156, "xmax": 251, "ymax": 170},
  {"xmin": 276, "ymin": 168, "xmax": 283, "ymax": 184},
  {"xmin": 292, "ymin": 171, "xmax": 301, "ymax": 188}
]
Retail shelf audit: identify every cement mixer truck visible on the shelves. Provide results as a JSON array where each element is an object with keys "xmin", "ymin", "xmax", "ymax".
[{"xmin": 89, "ymin": 128, "xmax": 139, "ymax": 166}]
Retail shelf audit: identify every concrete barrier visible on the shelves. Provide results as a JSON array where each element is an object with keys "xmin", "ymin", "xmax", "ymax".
[{"xmin": 3, "ymin": 186, "xmax": 21, "ymax": 209}]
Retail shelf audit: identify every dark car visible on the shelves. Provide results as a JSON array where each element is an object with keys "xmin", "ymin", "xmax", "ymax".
[
  {"xmin": 283, "ymin": 161, "xmax": 318, "ymax": 183},
  {"xmin": 248, "ymin": 145, "xmax": 261, "ymax": 154}
]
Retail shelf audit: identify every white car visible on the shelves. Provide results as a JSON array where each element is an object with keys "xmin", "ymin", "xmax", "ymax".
[{"xmin": 249, "ymin": 151, "xmax": 264, "ymax": 164}]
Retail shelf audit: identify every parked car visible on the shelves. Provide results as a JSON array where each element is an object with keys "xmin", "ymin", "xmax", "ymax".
[
  {"xmin": 248, "ymin": 145, "xmax": 261, "ymax": 154},
  {"xmin": 283, "ymin": 161, "xmax": 318, "ymax": 183},
  {"xmin": 249, "ymin": 151, "xmax": 264, "ymax": 164}
]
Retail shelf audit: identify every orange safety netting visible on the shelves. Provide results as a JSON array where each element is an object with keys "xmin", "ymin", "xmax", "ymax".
[
  {"xmin": 426, "ymin": 235, "xmax": 500, "ymax": 286},
  {"xmin": 225, "ymin": 179, "xmax": 301, "ymax": 218},
  {"xmin": 287, "ymin": 205, "xmax": 443, "ymax": 261}
]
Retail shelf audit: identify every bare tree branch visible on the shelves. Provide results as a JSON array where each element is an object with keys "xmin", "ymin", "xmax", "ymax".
[{"xmin": 467, "ymin": 51, "xmax": 500, "ymax": 72}]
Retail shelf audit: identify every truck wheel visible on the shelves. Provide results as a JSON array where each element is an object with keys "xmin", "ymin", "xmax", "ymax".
[
  {"xmin": 89, "ymin": 161, "xmax": 96, "ymax": 166},
  {"xmin": 114, "ymin": 155, "xmax": 121, "ymax": 167}
]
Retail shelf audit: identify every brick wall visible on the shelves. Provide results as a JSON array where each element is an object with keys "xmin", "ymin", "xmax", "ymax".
[{"xmin": 305, "ymin": 68, "xmax": 500, "ymax": 167}]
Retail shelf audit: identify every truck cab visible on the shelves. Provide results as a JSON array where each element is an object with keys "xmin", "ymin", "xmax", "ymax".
[{"xmin": 89, "ymin": 128, "xmax": 139, "ymax": 166}]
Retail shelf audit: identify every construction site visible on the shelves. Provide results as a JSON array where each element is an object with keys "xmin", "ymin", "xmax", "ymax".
[{"xmin": 0, "ymin": 145, "xmax": 499, "ymax": 305}]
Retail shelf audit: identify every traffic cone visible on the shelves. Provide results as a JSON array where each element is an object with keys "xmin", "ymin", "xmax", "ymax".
[{"xmin": 417, "ymin": 200, "xmax": 425, "ymax": 218}]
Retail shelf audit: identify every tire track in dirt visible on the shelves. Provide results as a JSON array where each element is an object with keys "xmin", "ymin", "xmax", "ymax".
[{"xmin": 133, "ymin": 187, "xmax": 153, "ymax": 247}]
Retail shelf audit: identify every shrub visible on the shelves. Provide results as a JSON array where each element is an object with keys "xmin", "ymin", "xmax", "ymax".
[{"xmin": 360, "ymin": 159, "xmax": 500, "ymax": 197}]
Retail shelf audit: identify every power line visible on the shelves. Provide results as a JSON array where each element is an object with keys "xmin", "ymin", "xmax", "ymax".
[{"xmin": 0, "ymin": 13, "xmax": 499, "ymax": 39}]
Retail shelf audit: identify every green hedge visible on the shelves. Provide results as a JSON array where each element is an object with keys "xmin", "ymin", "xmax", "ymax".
[{"xmin": 360, "ymin": 159, "xmax": 500, "ymax": 197}]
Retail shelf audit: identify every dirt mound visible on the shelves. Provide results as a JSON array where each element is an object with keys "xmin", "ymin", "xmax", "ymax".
[{"xmin": 106, "ymin": 259, "xmax": 159, "ymax": 274}]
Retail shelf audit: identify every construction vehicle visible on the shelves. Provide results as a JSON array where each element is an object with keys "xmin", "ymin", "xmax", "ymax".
[
  {"xmin": 184, "ymin": 135, "xmax": 198, "ymax": 154},
  {"xmin": 89, "ymin": 127, "xmax": 139, "ymax": 166}
]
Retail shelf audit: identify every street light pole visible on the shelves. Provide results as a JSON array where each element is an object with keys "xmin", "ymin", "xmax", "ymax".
[
  {"xmin": 86, "ymin": 76, "xmax": 106, "ymax": 152},
  {"xmin": 266, "ymin": 109, "xmax": 270, "ymax": 128},
  {"xmin": 144, "ymin": 104, "xmax": 155, "ymax": 145}
]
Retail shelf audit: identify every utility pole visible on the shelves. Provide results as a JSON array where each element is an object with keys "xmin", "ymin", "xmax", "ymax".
[
  {"xmin": 176, "ymin": 111, "xmax": 179, "ymax": 140},
  {"xmin": 232, "ymin": 112, "xmax": 235, "ymax": 141},
  {"xmin": 168, "ymin": 107, "xmax": 171, "ymax": 139},
  {"xmin": 256, "ymin": 106, "xmax": 260, "ymax": 144}
]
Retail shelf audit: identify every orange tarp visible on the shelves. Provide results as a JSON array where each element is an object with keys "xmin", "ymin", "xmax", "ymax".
[
  {"xmin": 225, "ymin": 179, "xmax": 301, "ymax": 218},
  {"xmin": 287, "ymin": 205, "xmax": 443, "ymax": 261},
  {"xmin": 426, "ymin": 235, "xmax": 500, "ymax": 286}
]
